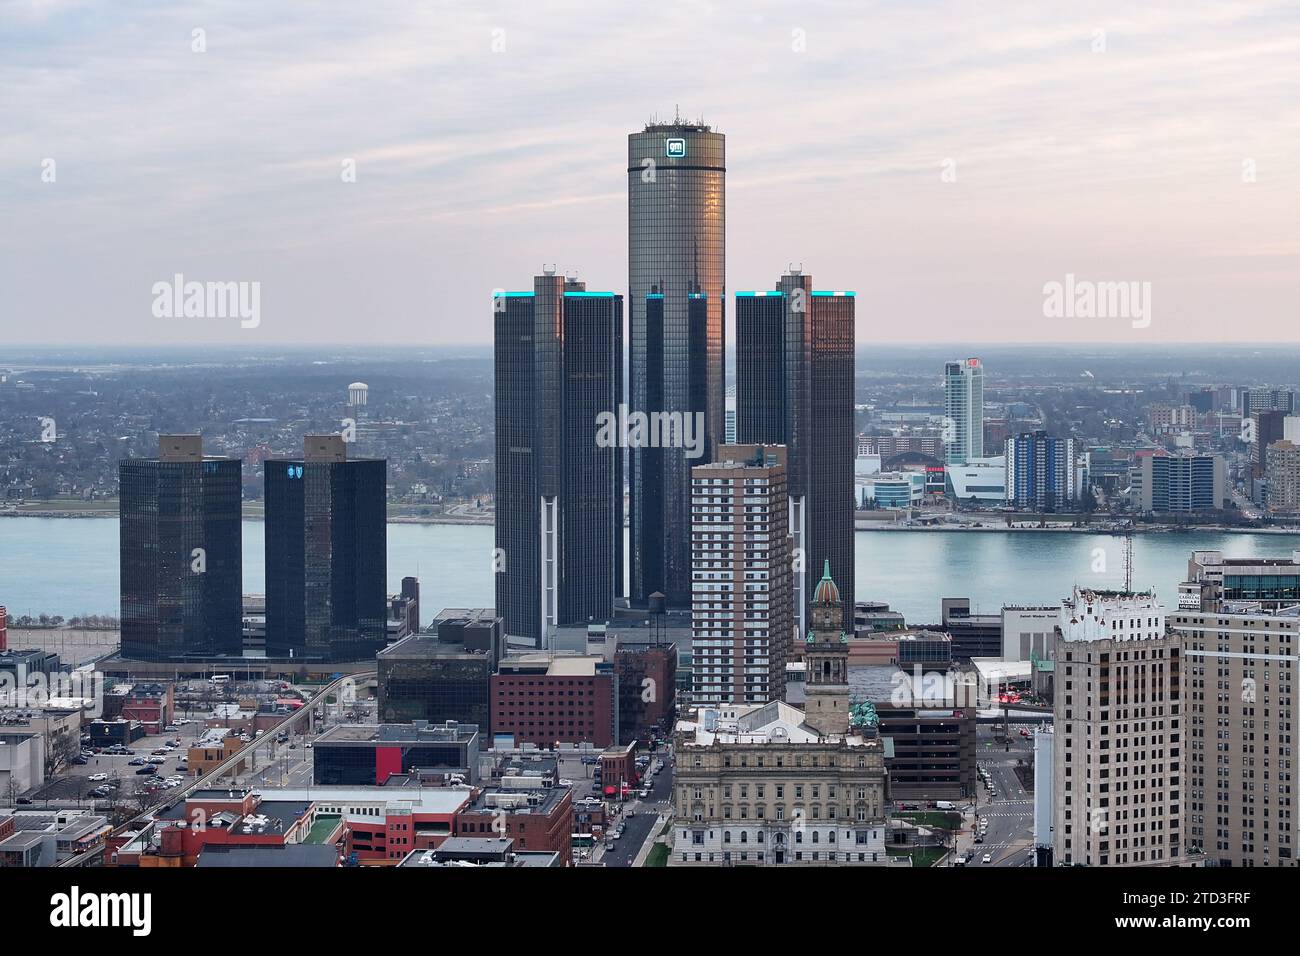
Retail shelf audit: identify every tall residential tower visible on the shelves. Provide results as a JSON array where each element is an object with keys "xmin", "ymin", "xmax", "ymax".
[
  {"xmin": 628, "ymin": 119, "xmax": 725, "ymax": 609},
  {"xmin": 944, "ymin": 358, "xmax": 984, "ymax": 466}
]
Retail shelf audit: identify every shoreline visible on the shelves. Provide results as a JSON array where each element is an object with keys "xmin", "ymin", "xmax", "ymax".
[
  {"xmin": 3, "ymin": 509, "xmax": 1297, "ymax": 535},
  {"xmin": 0, "ymin": 509, "xmax": 494, "ymax": 526}
]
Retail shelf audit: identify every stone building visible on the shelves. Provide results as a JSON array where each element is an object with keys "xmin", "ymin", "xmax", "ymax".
[{"xmin": 672, "ymin": 565, "xmax": 888, "ymax": 865}]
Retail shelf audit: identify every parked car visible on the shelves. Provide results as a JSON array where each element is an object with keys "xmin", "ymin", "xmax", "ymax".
[
  {"xmin": 71, "ymin": 756, "xmax": 88, "ymax": 765},
  {"xmin": 148, "ymin": 756, "xmax": 167, "ymax": 764},
  {"xmin": 128, "ymin": 757, "xmax": 147, "ymax": 766},
  {"xmin": 87, "ymin": 773, "xmax": 108, "ymax": 782},
  {"xmin": 135, "ymin": 765, "xmax": 157, "ymax": 775}
]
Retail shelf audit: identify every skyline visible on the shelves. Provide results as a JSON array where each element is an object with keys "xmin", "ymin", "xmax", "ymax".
[{"xmin": 4, "ymin": 1, "xmax": 1299, "ymax": 347}]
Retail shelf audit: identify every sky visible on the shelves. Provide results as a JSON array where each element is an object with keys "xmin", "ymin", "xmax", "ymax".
[{"xmin": 2, "ymin": 0, "xmax": 1299, "ymax": 347}]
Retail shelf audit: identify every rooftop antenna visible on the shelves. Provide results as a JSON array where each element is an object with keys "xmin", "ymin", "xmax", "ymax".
[{"xmin": 1123, "ymin": 529, "xmax": 1134, "ymax": 593}]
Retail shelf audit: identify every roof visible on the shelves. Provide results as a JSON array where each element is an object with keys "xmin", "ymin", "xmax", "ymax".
[
  {"xmin": 197, "ymin": 844, "xmax": 338, "ymax": 867},
  {"xmin": 676, "ymin": 700, "xmax": 873, "ymax": 747},
  {"xmin": 812, "ymin": 560, "xmax": 841, "ymax": 606}
]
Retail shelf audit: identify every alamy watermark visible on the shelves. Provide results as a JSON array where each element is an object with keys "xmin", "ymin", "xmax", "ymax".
[
  {"xmin": 0, "ymin": 666, "xmax": 107, "ymax": 717},
  {"xmin": 1042, "ymin": 273, "xmax": 1151, "ymax": 329},
  {"xmin": 152, "ymin": 274, "xmax": 261, "ymax": 329},
  {"xmin": 595, "ymin": 404, "xmax": 705, "ymax": 459}
]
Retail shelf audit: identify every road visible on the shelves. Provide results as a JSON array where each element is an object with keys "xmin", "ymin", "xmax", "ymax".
[
  {"xmin": 972, "ymin": 726, "xmax": 1035, "ymax": 867},
  {"xmin": 593, "ymin": 748, "xmax": 676, "ymax": 867}
]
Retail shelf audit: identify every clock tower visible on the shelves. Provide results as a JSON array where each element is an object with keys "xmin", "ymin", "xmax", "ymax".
[{"xmin": 803, "ymin": 560, "xmax": 851, "ymax": 737}]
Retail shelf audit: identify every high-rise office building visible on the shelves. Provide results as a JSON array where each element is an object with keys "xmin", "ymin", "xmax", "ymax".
[
  {"xmin": 735, "ymin": 273, "xmax": 855, "ymax": 632},
  {"xmin": 1137, "ymin": 451, "xmax": 1226, "ymax": 513},
  {"xmin": 628, "ymin": 118, "xmax": 725, "ymax": 609},
  {"xmin": 943, "ymin": 358, "xmax": 984, "ymax": 466},
  {"xmin": 1005, "ymin": 431, "xmax": 1077, "ymax": 510},
  {"xmin": 689, "ymin": 444, "xmax": 793, "ymax": 706},
  {"xmin": 265, "ymin": 435, "xmax": 387, "ymax": 662},
  {"xmin": 494, "ymin": 273, "xmax": 623, "ymax": 647},
  {"xmin": 119, "ymin": 435, "xmax": 242, "ymax": 661},
  {"xmin": 1174, "ymin": 550, "xmax": 1300, "ymax": 867},
  {"xmin": 1052, "ymin": 587, "xmax": 1182, "ymax": 867}
]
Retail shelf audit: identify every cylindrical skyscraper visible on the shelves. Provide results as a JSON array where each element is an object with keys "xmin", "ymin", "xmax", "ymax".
[{"xmin": 628, "ymin": 118, "xmax": 725, "ymax": 608}]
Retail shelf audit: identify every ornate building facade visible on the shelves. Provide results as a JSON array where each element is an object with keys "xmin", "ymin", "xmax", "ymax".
[{"xmin": 671, "ymin": 565, "xmax": 889, "ymax": 865}]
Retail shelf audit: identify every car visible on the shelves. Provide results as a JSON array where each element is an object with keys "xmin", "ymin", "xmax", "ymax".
[
  {"xmin": 16, "ymin": 797, "xmax": 33, "ymax": 805},
  {"xmin": 88, "ymin": 773, "xmax": 108, "ymax": 782},
  {"xmin": 638, "ymin": 789, "xmax": 650, "ymax": 798},
  {"xmin": 128, "ymin": 757, "xmax": 147, "ymax": 766},
  {"xmin": 148, "ymin": 756, "xmax": 167, "ymax": 764},
  {"xmin": 974, "ymin": 834, "xmax": 983, "ymax": 843},
  {"xmin": 981, "ymin": 853, "xmax": 993, "ymax": 864},
  {"xmin": 71, "ymin": 756, "xmax": 88, "ymax": 765},
  {"xmin": 135, "ymin": 765, "xmax": 157, "ymax": 775}
]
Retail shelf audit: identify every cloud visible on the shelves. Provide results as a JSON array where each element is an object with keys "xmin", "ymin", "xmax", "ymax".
[{"xmin": 1, "ymin": 0, "xmax": 1298, "ymax": 345}]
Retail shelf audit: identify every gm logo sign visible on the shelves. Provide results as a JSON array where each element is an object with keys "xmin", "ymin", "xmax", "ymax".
[{"xmin": 665, "ymin": 138, "xmax": 686, "ymax": 158}]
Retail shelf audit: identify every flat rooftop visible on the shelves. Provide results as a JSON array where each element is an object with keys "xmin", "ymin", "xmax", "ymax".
[{"xmin": 315, "ymin": 721, "xmax": 479, "ymax": 745}]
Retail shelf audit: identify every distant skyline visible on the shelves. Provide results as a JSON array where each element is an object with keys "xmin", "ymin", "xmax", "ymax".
[{"xmin": 3, "ymin": 1, "xmax": 1299, "ymax": 346}]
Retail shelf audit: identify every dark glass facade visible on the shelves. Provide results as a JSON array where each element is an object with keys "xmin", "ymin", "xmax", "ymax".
[
  {"xmin": 735, "ymin": 276, "xmax": 855, "ymax": 627},
  {"xmin": 119, "ymin": 455, "xmax": 242, "ymax": 660},
  {"xmin": 494, "ymin": 276, "xmax": 622, "ymax": 646},
  {"xmin": 628, "ymin": 123, "xmax": 725, "ymax": 608},
  {"xmin": 314, "ymin": 741, "xmax": 473, "ymax": 786},
  {"xmin": 264, "ymin": 454, "xmax": 387, "ymax": 661},
  {"xmin": 377, "ymin": 641, "xmax": 493, "ymax": 729}
]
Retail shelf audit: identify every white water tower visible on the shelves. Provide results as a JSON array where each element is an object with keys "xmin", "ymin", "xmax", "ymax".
[{"xmin": 347, "ymin": 382, "xmax": 369, "ymax": 407}]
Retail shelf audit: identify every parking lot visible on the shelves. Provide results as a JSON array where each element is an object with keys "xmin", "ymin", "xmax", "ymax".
[{"xmin": 29, "ymin": 719, "xmax": 210, "ymax": 809}]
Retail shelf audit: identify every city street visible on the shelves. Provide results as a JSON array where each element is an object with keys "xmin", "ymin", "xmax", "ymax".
[{"xmin": 966, "ymin": 725, "xmax": 1036, "ymax": 867}]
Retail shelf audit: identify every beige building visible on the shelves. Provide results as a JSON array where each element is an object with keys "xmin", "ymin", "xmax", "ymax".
[
  {"xmin": 1173, "ymin": 551, "xmax": 1299, "ymax": 867},
  {"xmin": 1052, "ymin": 587, "xmax": 1183, "ymax": 866},
  {"xmin": 672, "ymin": 566, "xmax": 889, "ymax": 866},
  {"xmin": 690, "ymin": 445, "xmax": 793, "ymax": 706},
  {"xmin": 1265, "ymin": 440, "xmax": 1300, "ymax": 513}
]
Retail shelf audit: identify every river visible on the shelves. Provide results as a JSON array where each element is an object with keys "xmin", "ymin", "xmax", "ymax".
[{"xmin": 1, "ymin": 517, "xmax": 1298, "ymax": 627}]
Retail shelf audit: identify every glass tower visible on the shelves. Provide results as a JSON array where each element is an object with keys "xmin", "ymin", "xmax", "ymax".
[
  {"xmin": 265, "ymin": 435, "xmax": 387, "ymax": 662},
  {"xmin": 628, "ymin": 119, "xmax": 725, "ymax": 608},
  {"xmin": 119, "ymin": 435, "xmax": 242, "ymax": 660},
  {"xmin": 735, "ymin": 274, "xmax": 856, "ymax": 632},
  {"xmin": 494, "ymin": 274, "xmax": 623, "ymax": 647}
]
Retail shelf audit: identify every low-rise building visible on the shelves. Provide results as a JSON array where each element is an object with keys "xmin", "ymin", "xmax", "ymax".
[
  {"xmin": 399, "ymin": 836, "xmax": 560, "ymax": 867},
  {"xmin": 491, "ymin": 654, "xmax": 617, "ymax": 748},
  {"xmin": 312, "ymin": 720, "xmax": 480, "ymax": 786},
  {"xmin": 452, "ymin": 781, "xmax": 574, "ymax": 866}
]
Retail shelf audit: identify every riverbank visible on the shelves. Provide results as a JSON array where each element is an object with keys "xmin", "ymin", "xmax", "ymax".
[
  {"xmin": 0, "ymin": 506, "xmax": 494, "ymax": 526},
  {"xmin": 856, "ymin": 521, "xmax": 1300, "ymax": 535}
]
